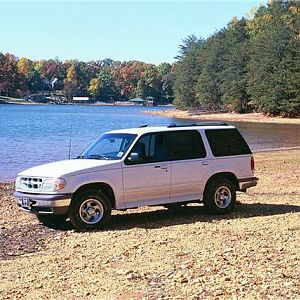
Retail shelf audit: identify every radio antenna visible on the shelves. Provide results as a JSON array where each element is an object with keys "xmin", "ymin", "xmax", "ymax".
[{"xmin": 68, "ymin": 123, "xmax": 72, "ymax": 159}]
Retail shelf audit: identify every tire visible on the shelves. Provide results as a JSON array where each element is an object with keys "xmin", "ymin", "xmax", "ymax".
[
  {"xmin": 37, "ymin": 214, "xmax": 67, "ymax": 229},
  {"xmin": 68, "ymin": 189, "xmax": 111, "ymax": 231},
  {"xmin": 203, "ymin": 178, "xmax": 236, "ymax": 214}
]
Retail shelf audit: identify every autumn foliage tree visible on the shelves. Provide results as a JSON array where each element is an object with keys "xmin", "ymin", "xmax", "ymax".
[
  {"xmin": 0, "ymin": 55, "xmax": 175, "ymax": 103},
  {"xmin": 64, "ymin": 64, "xmax": 78, "ymax": 100},
  {"xmin": 0, "ymin": 53, "xmax": 23, "ymax": 97}
]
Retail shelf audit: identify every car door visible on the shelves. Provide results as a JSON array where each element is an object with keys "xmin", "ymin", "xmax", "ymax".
[
  {"xmin": 122, "ymin": 132, "xmax": 171, "ymax": 207},
  {"xmin": 166, "ymin": 130, "xmax": 212, "ymax": 200}
]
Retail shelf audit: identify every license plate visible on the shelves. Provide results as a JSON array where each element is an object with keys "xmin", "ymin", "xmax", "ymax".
[{"xmin": 21, "ymin": 197, "xmax": 31, "ymax": 208}]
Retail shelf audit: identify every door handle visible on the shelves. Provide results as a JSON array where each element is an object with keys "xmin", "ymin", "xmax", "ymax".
[
  {"xmin": 154, "ymin": 165, "xmax": 168, "ymax": 170},
  {"xmin": 202, "ymin": 160, "xmax": 209, "ymax": 166}
]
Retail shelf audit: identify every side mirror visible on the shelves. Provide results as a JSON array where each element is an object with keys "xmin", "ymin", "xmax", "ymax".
[{"xmin": 128, "ymin": 152, "xmax": 140, "ymax": 163}]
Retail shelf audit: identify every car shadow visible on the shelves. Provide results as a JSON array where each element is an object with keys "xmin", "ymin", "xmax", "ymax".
[
  {"xmin": 107, "ymin": 202, "xmax": 300, "ymax": 231},
  {"xmin": 6, "ymin": 202, "xmax": 298, "ymax": 237},
  {"xmin": 2, "ymin": 202, "xmax": 299, "ymax": 258}
]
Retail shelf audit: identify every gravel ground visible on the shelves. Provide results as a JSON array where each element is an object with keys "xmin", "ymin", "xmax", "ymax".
[{"xmin": 0, "ymin": 149, "xmax": 299, "ymax": 299}]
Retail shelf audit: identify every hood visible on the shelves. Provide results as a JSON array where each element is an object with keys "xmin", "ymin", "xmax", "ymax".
[{"xmin": 18, "ymin": 159, "xmax": 121, "ymax": 178}]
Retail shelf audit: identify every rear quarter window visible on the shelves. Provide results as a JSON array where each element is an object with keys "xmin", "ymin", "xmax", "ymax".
[
  {"xmin": 167, "ymin": 130, "xmax": 206, "ymax": 160},
  {"xmin": 205, "ymin": 128, "xmax": 252, "ymax": 157}
]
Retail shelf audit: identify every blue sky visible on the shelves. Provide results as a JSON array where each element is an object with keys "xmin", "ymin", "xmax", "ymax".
[{"xmin": 0, "ymin": 1, "xmax": 266, "ymax": 64}]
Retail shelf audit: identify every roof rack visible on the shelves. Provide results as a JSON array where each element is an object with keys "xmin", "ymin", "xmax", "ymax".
[{"xmin": 167, "ymin": 122, "xmax": 228, "ymax": 128}]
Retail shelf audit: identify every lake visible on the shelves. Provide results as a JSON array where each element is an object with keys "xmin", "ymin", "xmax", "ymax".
[{"xmin": 0, "ymin": 104, "xmax": 299, "ymax": 182}]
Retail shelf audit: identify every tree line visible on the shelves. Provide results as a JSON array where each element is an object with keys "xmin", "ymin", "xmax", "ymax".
[
  {"xmin": 0, "ymin": 1, "xmax": 299, "ymax": 115},
  {"xmin": 174, "ymin": 0, "xmax": 300, "ymax": 117},
  {"xmin": 0, "ymin": 55, "xmax": 175, "ymax": 104}
]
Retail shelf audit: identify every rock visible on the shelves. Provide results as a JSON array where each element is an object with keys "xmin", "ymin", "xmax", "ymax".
[
  {"xmin": 116, "ymin": 269, "xmax": 133, "ymax": 275},
  {"xmin": 180, "ymin": 277, "xmax": 189, "ymax": 283}
]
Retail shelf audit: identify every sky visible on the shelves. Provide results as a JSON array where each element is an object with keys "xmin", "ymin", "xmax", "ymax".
[{"xmin": 0, "ymin": 1, "xmax": 267, "ymax": 65}]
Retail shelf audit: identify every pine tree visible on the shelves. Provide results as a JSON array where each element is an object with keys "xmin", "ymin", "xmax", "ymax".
[
  {"xmin": 219, "ymin": 18, "xmax": 249, "ymax": 112},
  {"xmin": 173, "ymin": 37, "xmax": 203, "ymax": 109},
  {"xmin": 247, "ymin": 8, "xmax": 297, "ymax": 115},
  {"xmin": 195, "ymin": 31, "xmax": 225, "ymax": 110}
]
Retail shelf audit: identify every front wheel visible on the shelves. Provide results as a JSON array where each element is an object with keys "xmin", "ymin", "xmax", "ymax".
[
  {"xmin": 68, "ymin": 190, "xmax": 111, "ymax": 231},
  {"xmin": 203, "ymin": 178, "xmax": 236, "ymax": 214}
]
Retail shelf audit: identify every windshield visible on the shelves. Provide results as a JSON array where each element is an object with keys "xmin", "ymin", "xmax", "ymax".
[{"xmin": 79, "ymin": 133, "xmax": 137, "ymax": 160}]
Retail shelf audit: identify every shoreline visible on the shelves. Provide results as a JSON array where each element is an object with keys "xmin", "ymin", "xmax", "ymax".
[
  {"xmin": 145, "ymin": 109, "xmax": 300, "ymax": 125},
  {"xmin": 3, "ymin": 100, "xmax": 300, "ymax": 124},
  {"xmin": 0, "ymin": 99, "xmax": 174, "ymax": 107}
]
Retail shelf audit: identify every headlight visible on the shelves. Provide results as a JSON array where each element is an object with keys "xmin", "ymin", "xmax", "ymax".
[{"xmin": 42, "ymin": 178, "xmax": 54, "ymax": 191}]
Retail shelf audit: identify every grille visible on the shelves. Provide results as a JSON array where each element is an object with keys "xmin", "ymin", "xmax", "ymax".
[{"xmin": 20, "ymin": 177, "xmax": 43, "ymax": 191}]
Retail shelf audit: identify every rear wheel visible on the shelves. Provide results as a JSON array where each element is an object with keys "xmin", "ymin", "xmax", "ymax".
[
  {"xmin": 68, "ymin": 190, "xmax": 111, "ymax": 231},
  {"xmin": 37, "ymin": 214, "xmax": 67, "ymax": 229},
  {"xmin": 203, "ymin": 178, "xmax": 236, "ymax": 214}
]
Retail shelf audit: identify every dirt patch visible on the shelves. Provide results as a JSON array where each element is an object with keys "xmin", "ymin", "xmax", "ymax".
[{"xmin": 0, "ymin": 150, "xmax": 299, "ymax": 299}]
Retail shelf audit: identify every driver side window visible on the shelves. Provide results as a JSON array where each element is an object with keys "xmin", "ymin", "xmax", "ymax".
[{"xmin": 126, "ymin": 133, "xmax": 166, "ymax": 164}]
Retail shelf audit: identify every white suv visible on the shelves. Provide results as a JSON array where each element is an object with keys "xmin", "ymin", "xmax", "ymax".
[{"xmin": 14, "ymin": 122, "xmax": 258, "ymax": 230}]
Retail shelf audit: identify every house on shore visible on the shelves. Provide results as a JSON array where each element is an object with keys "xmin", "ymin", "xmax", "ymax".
[
  {"xmin": 129, "ymin": 97, "xmax": 154, "ymax": 106},
  {"xmin": 72, "ymin": 96, "xmax": 90, "ymax": 104},
  {"xmin": 129, "ymin": 98, "xmax": 145, "ymax": 106}
]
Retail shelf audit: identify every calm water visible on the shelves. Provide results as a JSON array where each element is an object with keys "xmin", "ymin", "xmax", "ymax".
[{"xmin": 0, "ymin": 104, "xmax": 299, "ymax": 182}]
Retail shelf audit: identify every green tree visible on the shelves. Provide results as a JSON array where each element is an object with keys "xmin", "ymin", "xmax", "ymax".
[
  {"xmin": 157, "ymin": 63, "xmax": 174, "ymax": 103},
  {"xmin": 247, "ymin": 8, "xmax": 298, "ymax": 115},
  {"xmin": 75, "ymin": 61, "xmax": 94, "ymax": 96},
  {"xmin": 88, "ymin": 67, "xmax": 118, "ymax": 102},
  {"xmin": 219, "ymin": 18, "xmax": 249, "ymax": 111},
  {"xmin": 172, "ymin": 0, "xmax": 300, "ymax": 116},
  {"xmin": 175, "ymin": 35, "xmax": 200, "ymax": 59},
  {"xmin": 143, "ymin": 64, "xmax": 160, "ymax": 99},
  {"xmin": 27, "ymin": 69, "xmax": 42, "ymax": 93},
  {"xmin": 135, "ymin": 79, "xmax": 147, "ymax": 99},
  {"xmin": 195, "ymin": 31, "xmax": 225, "ymax": 110},
  {"xmin": 173, "ymin": 37, "xmax": 204, "ymax": 109}
]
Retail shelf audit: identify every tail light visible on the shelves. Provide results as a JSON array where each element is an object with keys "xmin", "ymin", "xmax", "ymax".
[{"xmin": 251, "ymin": 156, "xmax": 255, "ymax": 172}]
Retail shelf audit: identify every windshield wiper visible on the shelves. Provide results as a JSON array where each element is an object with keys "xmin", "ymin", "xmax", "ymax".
[{"xmin": 85, "ymin": 154, "xmax": 109, "ymax": 160}]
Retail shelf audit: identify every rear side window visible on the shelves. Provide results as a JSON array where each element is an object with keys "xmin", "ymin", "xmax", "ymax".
[
  {"xmin": 167, "ymin": 130, "xmax": 206, "ymax": 160},
  {"xmin": 205, "ymin": 129, "xmax": 252, "ymax": 157}
]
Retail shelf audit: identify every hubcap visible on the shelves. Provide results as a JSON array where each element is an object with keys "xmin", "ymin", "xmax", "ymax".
[
  {"xmin": 79, "ymin": 198, "xmax": 104, "ymax": 224},
  {"xmin": 214, "ymin": 186, "xmax": 232, "ymax": 209}
]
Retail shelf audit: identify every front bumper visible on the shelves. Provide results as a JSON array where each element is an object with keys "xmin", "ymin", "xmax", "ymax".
[
  {"xmin": 238, "ymin": 177, "xmax": 258, "ymax": 191},
  {"xmin": 14, "ymin": 191, "xmax": 72, "ymax": 215}
]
